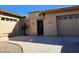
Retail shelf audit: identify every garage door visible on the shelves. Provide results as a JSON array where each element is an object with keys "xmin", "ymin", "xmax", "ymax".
[
  {"xmin": 0, "ymin": 17, "xmax": 18, "ymax": 36},
  {"xmin": 57, "ymin": 15, "xmax": 79, "ymax": 36}
]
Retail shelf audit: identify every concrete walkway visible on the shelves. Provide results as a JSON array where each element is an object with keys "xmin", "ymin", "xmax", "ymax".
[{"xmin": 9, "ymin": 40, "xmax": 62, "ymax": 53}]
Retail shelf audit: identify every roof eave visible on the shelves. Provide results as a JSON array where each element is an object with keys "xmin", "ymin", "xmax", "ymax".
[{"xmin": 0, "ymin": 9, "xmax": 24, "ymax": 18}]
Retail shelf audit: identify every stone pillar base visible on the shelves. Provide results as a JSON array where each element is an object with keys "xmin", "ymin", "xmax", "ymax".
[
  {"xmin": 0, "ymin": 36, "xmax": 9, "ymax": 42},
  {"xmin": 0, "ymin": 33, "xmax": 9, "ymax": 42}
]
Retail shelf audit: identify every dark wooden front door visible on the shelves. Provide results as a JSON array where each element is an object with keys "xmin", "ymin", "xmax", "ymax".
[{"xmin": 37, "ymin": 20, "xmax": 44, "ymax": 35}]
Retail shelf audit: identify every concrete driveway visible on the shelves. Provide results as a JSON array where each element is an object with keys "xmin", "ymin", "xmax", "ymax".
[{"xmin": 9, "ymin": 36, "xmax": 79, "ymax": 53}]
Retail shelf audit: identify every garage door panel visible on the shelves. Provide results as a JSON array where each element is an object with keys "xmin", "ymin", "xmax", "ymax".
[{"xmin": 57, "ymin": 16, "xmax": 79, "ymax": 36}]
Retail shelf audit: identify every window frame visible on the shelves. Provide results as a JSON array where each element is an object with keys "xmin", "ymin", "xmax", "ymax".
[{"xmin": 1, "ymin": 17, "xmax": 5, "ymax": 21}]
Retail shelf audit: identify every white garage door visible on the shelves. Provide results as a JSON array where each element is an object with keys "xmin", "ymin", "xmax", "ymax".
[
  {"xmin": 0, "ymin": 17, "xmax": 18, "ymax": 36},
  {"xmin": 57, "ymin": 15, "xmax": 79, "ymax": 36}
]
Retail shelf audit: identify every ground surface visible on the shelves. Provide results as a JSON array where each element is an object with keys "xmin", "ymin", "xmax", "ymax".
[
  {"xmin": 0, "ymin": 41, "xmax": 23, "ymax": 53},
  {"xmin": 9, "ymin": 36, "xmax": 79, "ymax": 53},
  {"xmin": 0, "ymin": 36, "xmax": 79, "ymax": 53}
]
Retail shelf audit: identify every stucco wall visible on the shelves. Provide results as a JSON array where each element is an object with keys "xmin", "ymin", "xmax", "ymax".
[
  {"xmin": 44, "ymin": 13, "xmax": 57, "ymax": 36},
  {"xmin": 28, "ymin": 12, "xmax": 57, "ymax": 36},
  {"xmin": 28, "ymin": 13, "xmax": 40, "ymax": 35},
  {"xmin": 28, "ymin": 9, "xmax": 79, "ymax": 36}
]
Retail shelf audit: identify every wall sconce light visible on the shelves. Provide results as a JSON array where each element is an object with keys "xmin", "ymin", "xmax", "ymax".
[{"xmin": 39, "ymin": 13, "xmax": 46, "ymax": 19}]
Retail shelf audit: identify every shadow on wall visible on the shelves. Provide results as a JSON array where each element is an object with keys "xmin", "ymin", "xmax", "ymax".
[
  {"xmin": 10, "ymin": 36, "xmax": 79, "ymax": 53},
  {"xmin": 8, "ymin": 19, "xmax": 23, "ymax": 37}
]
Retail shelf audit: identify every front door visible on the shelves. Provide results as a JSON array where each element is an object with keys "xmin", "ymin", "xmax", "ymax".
[{"xmin": 37, "ymin": 20, "xmax": 44, "ymax": 35}]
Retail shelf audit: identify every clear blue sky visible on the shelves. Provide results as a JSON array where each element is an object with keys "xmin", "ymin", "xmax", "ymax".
[{"xmin": 0, "ymin": 5, "xmax": 71, "ymax": 16}]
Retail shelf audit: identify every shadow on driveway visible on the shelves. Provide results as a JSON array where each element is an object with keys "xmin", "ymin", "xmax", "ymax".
[
  {"xmin": 10, "ymin": 36, "xmax": 63, "ymax": 45},
  {"xmin": 61, "ymin": 37, "xmax": 79, "ymax": 53},
  {"xmin": 10, "ymin": 36, "xmax": 79, "ymax": 53}
]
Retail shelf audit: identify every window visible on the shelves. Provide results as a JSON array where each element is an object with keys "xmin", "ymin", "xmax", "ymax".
[
  {"xmin": 63, "ymin": 16, "xmax": 67, "ymax": 19},
  {"xmin": 69, "ymin": 16, "xmax": 73, "ymax": 19},
  {"xmin": 74, "ymin": 15, "xmax": 79, "ymax": 19},
  {"xmin": 56, "ymin": 15, "xmax": 79, "ymax": 20},
  {"xmin": 6, "ymin": 18, "xmax": 9, "ymax": 21},
  {"xmin": 10, "ymin": 19, "xmax": 13, "ymax": 21},
  {"xmin": 14, "ymin": 19, "xmax": 17, "ymax": 22},
  {"xmin": 1, "ymin": 17, "xmax": 17, "ymax": 22},
  {"xmin": 1, "ymin": 17, "xmax": 5, "ymax": 21},
  {"xmin": 56, "ymin": 16, "xmax": 62, "ymax": 20}
]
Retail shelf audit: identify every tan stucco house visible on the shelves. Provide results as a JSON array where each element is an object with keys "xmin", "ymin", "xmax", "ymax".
[
  {"xmin": 1, "ymin": 6, "xmax": 79, "ymax": 37},
  {"xmin": 27, "ymin": 6, "xmax": 79, "ymax": 36},
  {"xmin": 0, "ymin": 9, "xmax": 25, "ymax": 37}
]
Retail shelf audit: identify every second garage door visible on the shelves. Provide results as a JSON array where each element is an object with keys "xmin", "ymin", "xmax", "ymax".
[{"xmin": 57, "ymin": 15, "xmax": 79, "ymax": 36}]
